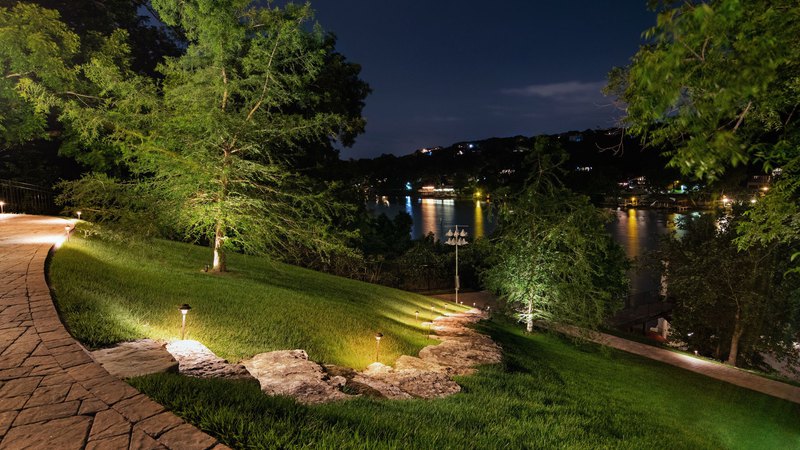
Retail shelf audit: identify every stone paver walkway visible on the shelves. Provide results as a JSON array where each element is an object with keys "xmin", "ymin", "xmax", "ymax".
[
  {"xmin": 0, "ymin": 214, "xmax": 228, "ymax": 450},
  {"xmin": 554, "ymin": 323, "xmax": 800, "ymax": 405}
]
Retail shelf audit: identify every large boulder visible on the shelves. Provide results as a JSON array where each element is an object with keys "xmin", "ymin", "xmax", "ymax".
[
  {"xmin": 91, "ymin": 339, "xmax": 178, "ymax": 379},
  {"xmin": 166, "ymin": 340, "xmax": 257, "ymax": 384},
  {"xmin": 356, "ymin": 362, "xmax": 460, "ymax": 399},
  {"xmin": 243, "ymin": 350, "xmax": 351, "ymax": 404}
]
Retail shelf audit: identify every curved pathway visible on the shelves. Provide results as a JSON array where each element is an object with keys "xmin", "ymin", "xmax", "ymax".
[
  {"xmin": 0, "ymin": 215, "xmax": 228, "ymax": 450},
  {"xmin": 553, "ymin": 323, "xmax": 800, "ymax": 405}
]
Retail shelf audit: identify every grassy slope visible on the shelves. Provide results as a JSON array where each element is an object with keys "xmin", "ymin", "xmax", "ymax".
[
  {"xmin": 49, "ymin": 233, "xmax": 466, "ymax": 368},
  {"xmin": 132, "ymin": 320, "xmax": 800, "ymax": 449}
]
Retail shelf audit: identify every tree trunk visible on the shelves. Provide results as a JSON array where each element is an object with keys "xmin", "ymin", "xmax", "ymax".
[
  {"xmin": 212, "ymin": 147, "xmax": 231, "ymax": 273},
  {"xmin": 726, "ymin": 310, "xmax": 744, "ymax": 366},
  {"xmin": 212, "ymin": 221, "xmax": 226, "ymax": 272},
  {"xmin": 526, "ymin": 300, "xmax": 534, "ymax": 333}
]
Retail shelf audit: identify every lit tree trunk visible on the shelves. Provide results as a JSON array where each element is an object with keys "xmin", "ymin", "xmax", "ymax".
[
  {"xmin": 212, "ymin": 220, "xmax": 226, "ymax": 272},
  {"xmin": 726, "ymin": 308, "xmax": 744, "ymax": 366},
  {"xmin": 526, "ymin": 298, "xmax": 534, "ymax": 333},
  {"xmin": 212, "ymin": 147, "xmax": 231, "ymax": 273}
]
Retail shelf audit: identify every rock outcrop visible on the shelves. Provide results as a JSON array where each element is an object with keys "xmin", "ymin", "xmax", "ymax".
[
  {"xmin": 243, "ymin": 350, "xmax": 351, "ymax": 404},
  {"xmin": 240, "ymin": 309, "xmax": 502, "ymax": 403},
  {"xmin": 165, "ymin": 340, "xmax": 257, "ymax": 384},
  {"xmin": 91, "ymin": 339, "xmax": 179, "ymax": 379}
]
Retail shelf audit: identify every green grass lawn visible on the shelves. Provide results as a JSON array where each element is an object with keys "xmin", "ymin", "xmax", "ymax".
[
  {"xmin": 50, "ymin": 230, "xmax": 800, "ymax": 449},
  {"xmin": 49, "ymin": 232, "xmax": 467, "ymax": 368},
  {"xmin": 131, "ymin": 319, "xmax": 800, "ymax": 449}
]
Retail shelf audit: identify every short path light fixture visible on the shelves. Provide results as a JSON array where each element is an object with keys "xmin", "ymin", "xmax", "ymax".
[
  {"xmin": 375, "ymin": 333, "xmax": 383, "ymax": 362},
  {"xmin": 415, "ymin": 310, "xmax": 419, "ymax": 321},
  {"xmin": 64, "ymin": 225, "xmax": 71, "ymax": 241},
  {"xmin": 179, "ymin": 304, "xmax": 192, "ymax": 339},
  {"xmin": 76, "ymin": 211, "xmax": 81, "ymax": 220},
  {"xmin": 0, "ymin": 201, "xmax": 5, "ymax": 214}
]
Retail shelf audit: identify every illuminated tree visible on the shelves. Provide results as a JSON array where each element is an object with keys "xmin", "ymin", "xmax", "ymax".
[
  {"xmin": 8, "ymin": 1, "xmax": 365, "ymax": 272},
  {"xmin": 485, "ymin": 142, "xmax": 629, "ymax": 331}
]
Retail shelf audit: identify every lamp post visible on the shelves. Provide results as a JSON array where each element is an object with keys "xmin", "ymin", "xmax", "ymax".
[
  {"xmin": 179, "ymin": 304, "xmax": 192, "ymax": 339},
  {"xmin": 375, "ymin": 333, "xmax": 383, "ymax": 362},
  {"xmin": 445, "ymin": 226, "xmax": 468, "ymax": 305}
]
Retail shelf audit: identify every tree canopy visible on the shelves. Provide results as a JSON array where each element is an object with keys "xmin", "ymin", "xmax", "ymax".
[
  {"xmin": 2, "ymin": 1, "xmax": 370, "ymax": 272},
  {"xmin": 485, "ymin": 140, "xmax": 629, "ymax": 331},
  {"xmin": 607, "ymin": 0, "xmax": 800, "ymax": 264},
  {"xmin": 661, "ymin": 211, "xmax": 800, "ymax": 367}
]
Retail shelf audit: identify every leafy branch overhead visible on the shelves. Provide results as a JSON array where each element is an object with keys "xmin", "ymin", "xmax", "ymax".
[
  {"xmin": 607, "ymin": 0, "xmax": 800, "ymax": 181},
  {"xmin": 608, "ymin": 0, "xmax": 800, "ymax": 262}
]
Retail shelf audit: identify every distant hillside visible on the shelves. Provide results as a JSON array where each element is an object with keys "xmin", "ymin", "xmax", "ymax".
[{"xmin": 333, "ymin": 128, "xmax": 679, "ymax": 200}]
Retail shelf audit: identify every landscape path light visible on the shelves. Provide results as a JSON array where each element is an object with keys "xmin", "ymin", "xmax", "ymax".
[
  {"xmin": 0, "ymin": 201, "xmax": 4, "ymax": 214},
  {"xmin": 65, "ymin": 225, "xmax": 71, "ymax": 241},
  {"xmin": 76, "ymin": 211, "xmax": 81, "ymax": 220},
  {"xmin": 375, "ymin": 333, "xmax": 383, "ymax": 362},
  {"xmin": 179, "ymin": 304, "xmax": 192, "ymax": 339},
  {"xmin": 445, "ymin": 226, "xmax": 468, "ymax": 305},
  {"xmin": 415, "ymin": 310, "xmax": 419, "ymax": 321}
]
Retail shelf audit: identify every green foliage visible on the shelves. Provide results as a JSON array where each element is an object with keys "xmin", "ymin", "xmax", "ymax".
[
  {"xmin": 36, "ymin": 1, "xmax": 364, "ymax": 269},
  {"xmin": 608, "ymin": 0, "xmax": 800, "ymax": 180},
  {"xmin": 485, "ymin": 140, "xmax": 629, "ymax": 330},
  {"xmin": 660, "ymin": 212, "xmax": 800, "ymax": 367},
  {"xmin": 0, "ymin": 3, "xmax": 79, "ymax": 146},
  {"xmin": 49, "ymin": 229, "xmax": 467, "ymax": 368},
  {"xmin": 608, "ymin": 0, "xmax": 800, "ymax": 267},
  {"xmin": 131, "ymin": 321, "xmax": 800, "ymax": 449}
]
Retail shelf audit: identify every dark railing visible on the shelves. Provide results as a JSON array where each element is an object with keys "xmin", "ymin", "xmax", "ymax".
[{"xmin": 0, "ymin": 179, "xmax": 57, "ymax": 215}]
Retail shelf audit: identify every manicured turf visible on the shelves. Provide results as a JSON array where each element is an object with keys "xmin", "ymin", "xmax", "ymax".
[
  {"xmin": 48, "ymin": 232, "xmax": 466, "ymax": 368},
  {"xmin": 131, "ymin": 320, "xmax": 800, "ymax": 449},
  {"xmin": 50, "ymin": 230, "xmax": 800, "ymax": 449}
]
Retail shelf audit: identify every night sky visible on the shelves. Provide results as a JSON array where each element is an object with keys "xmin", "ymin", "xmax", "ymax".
[{"xmin": 310, "ymin": 1, "xmax": 657, "ymax": 159}]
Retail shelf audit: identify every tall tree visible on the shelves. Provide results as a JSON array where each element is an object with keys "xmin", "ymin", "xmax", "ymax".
[
  {"xmin": 485, "ymin": 141, "xmax": 629, "ymax": 332},
  {"xmin": 606, "ymin": 0, "xmax": 800, "ymax": 264},
  {"xmin": 661, "ymin": 212, "xmax": 800, "ymax": 367},
  {"xmin": 20, "ymin": 0, "xmax": 363, "ymax": 271}
]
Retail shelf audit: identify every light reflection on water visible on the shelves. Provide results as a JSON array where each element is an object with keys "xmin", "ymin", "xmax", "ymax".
[
  {"xmin": 609, "ymin": 209, "xmax": 688, "ymax": 295},
  {"xmin": 369, "ymin": 199, "xmax": 691, "ymax": 296},
  {"xmin": 370, "ymin": 197, "xmax": 494, "ymax": 240}
]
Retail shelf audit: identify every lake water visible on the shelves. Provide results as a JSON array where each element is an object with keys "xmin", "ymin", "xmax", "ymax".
[{"xmin": 368, "ymin": 197, "xmax": 687, "ymax": 297}]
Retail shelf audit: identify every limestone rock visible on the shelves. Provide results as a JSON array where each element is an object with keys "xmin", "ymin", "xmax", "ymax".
[
  {"xmin": 166, "ymin": 340, "xmax": 256, "ymax": 384},
  {"xmin": 91, "ymin": 339, "xmax": 178, "ymax": 379},
  {"xmin": 350, "ymin": 374, "xmax": 413, "ymax": 400},
  {"xmin": 393, "ymin": 355, "xmax": 450, "ymax": 373},
  {"xmin": 243, "ymin": 350, "xmax": 352, "ymax": 404}
]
